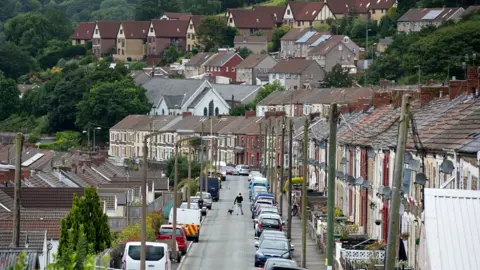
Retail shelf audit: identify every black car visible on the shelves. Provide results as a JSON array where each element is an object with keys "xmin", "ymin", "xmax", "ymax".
[
  {"xmin": 263, "ymin": 258, "xmax": 298, "ymax": 270},
  {"xmin": 254, "ymin": 239, "xmax": 294, "ymax": 267}
]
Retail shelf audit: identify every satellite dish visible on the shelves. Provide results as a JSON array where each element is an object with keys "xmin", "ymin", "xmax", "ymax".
[
  {"xmin": 355, "ymin": 176, "xmax": 364, "ymax": 186},
  {"xmin": 440, "ymin": 159, "xmax": 454, "ymax": 174},
  {"xmin": 341, "ymin": 157, "xmax": 348, "ymax": 165},
  {"xmin": 362, "ymin": 179, "xmax": 369, "ymax": 189},
  {"xmin": 382, "ymin": 186, "xmax": 392, "ymax": 199},
  {"xmin": 336, "ymin": 171, "xmax": 344, "ymax": 179},
  {"xmin": 346, "ymin": 175, "xmax": 355, "ymax": 185},
  {"xmin": 409, "ymin": 159, "xmax": 421, "ymax": 172},
  {"xmin": 319, "ymin": 141, "xmax": 326, "ymax": 149},
  {"xmin": 415, "ymin": 173, "xmax": 427, "ymax": 186},
  {"xmin": 399, "ymin": 203, "xmax": 405, "ymax": 215},
  {"xmin": 319, "ymin": 162, "xmax": 326, "ymax": 169},
  {"xmin": 367, "ymin": 149, "xmax": 376, "ymax": 158},
  {"xmin": 404, "ymin": 152, "xmax": 413, "ymax": 165}
]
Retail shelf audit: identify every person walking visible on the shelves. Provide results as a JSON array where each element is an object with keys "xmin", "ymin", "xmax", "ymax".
[{"xmin": 234, "ymin": 193, "xmax": 244, "ymax": 215}]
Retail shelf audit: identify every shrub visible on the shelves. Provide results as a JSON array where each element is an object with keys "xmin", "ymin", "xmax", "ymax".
[{"xmin": 283, "ymin": 177, "xmax": 304, "ymax": 191}]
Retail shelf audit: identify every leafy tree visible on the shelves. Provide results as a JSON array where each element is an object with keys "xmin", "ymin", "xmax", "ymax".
[
  {"xmin": 58, "ymin": 187, "xmax": 111, "ymax": 262},
  {"xmin": 163, "ymin": 46, "xmax": 180, "ymax": 64},
  {"xmin": 271, "ymin": 25, "xmax": 290, "ymax": 52},
  {"xmin": 197, "ymin": 16, "xmax": 230, "ymax": 51},
  {"xmin": 76, "ymin": 79, "xmax": 151, "ymax": 142},
  {"xmin": 0, "ymin": 42, "xmax": 37, "ymax": 78},
  {"xmin": 251, "ymin": 80, "xmax": 285, "ymax": 106},
  {"xmin": 184, "ymin": 0, "xmax": 221, "ymax": 15},
  {"xmin": 238, "ymin": 47, "xmax": 252, "ymax": 59},
  {"xmin": 0, "ymin": 76, "xmax": 21, "ymax": 121},
  {"xmin": 165, "ymin": 155, "xmax": 201, "ymax": 181},
  {"xmin": 321, "ymin": 64, "xmax": 353, "ymax": 88},
  {"xmin": 116, "ymin": 211, "xmax": 165, "ymax": 244},
  {"xmin": 229, "ymin": 103, "xmax": 255, "ymax": 116},
  {"xmin": 135, "ymin": 0, "xmax": 161, "ymax": 20},
  {"xmin": 91, "ymin": 0, "xmax": 135, "ymax": 21}
]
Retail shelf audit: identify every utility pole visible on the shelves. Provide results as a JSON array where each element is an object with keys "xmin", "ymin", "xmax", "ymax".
[
  {"xmin": 264, "ymin": 124, "xmax": 268, "ymax": 175},
  {"xmin": 12, "ymin": 133, "xmax": 24, "ymax": 248},
  {"xmin": 199, "ymin": 123, "xmax": 204, "ymax": 202},
  {"xmin": 326, "ymin": 104, "xmax": 338, "ymax": 269},
  {"xmin": 141, "ymin": 141, "xmax": 148, "ymax": 270},
  {"xmin": 301, "ymin": 118, "xmax": 308, "ymax": 268},
  {"xmin": 270, "ymin": 123, "xmax": 274, "ymax": 192},
  {"xmin": 172, "ymin": 143, "xmax": 179, "ymax": 261},
  {"xmin": 279, "ymin": 117, "xmax": 286, "ymax": 216},
  {"xmin": 385, "ymin": 95, "xmax": 411, "ymax": 270},
  {"xmin": 287, "ymin": 118, "xmax": 293, "ymax": 240},
  {"xmin": 187, "ymin": 145, "xmax": 191, "ymax": 209},
  {"xmin": 272, "ymin": 122, "xmax": 277, "ymax": 202}
]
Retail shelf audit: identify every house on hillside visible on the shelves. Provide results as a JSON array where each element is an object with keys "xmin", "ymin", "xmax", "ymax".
[
  {"xmin": 92, "ymin": 21, "xmax": 121, "ymax": 57},
  {"xmin": 280, "ymin": 28, "xmax": 309, "ymax": 58},
  {"xmin": 184, "ymin": 52, "xmax": 216, "ymax": 78},
  {"xmin": 251, "ymin": 5, "xmax": 286, "ymax": 27},
  {"xmin": 114, "ymin": 21, "xmax": 150, "ymax": 61},
  {"xmin": 397, "ymin": 7, "xmax": 465, "ymax": 33},
  {"xmin": 234, "ymin": 36, "xmax": 268, "ymax": 54},
  {"xmin": 160, "ymin": 12, "xmax": 192, "ymax": 20},
  {"xmin": 143, "ymin": 78, "xmax": 230, "ymax": 116},
  {"xmin": 283, "ymin": 2, "xmax": 336, "ymax": 28},
  {"xmin": 236, "ymin": 54, "xmax": 277, "ymax": 85},
  {"xmin": 227, "ymin": 9, "xmax": 277, "ymax": 40},
  {"xmin": 186, "ymin": 15, "xmax": 204, "ymax": 51},
  {"xmin": 71, "ymin": 22, "xmax": 95, "ymax": 45},
  {"xmin": 147, "ymin": 19, "xmax": 189, "ymax": 58},
  {"xmin": 308, "ymin": 35, "xmax": 356, "ymax": 72},
  {"xmin": 325, "ymin": 0, "xmax": 395, "ymax": 21},
  {"xmin": 203, "ymin": 50, "xmax": 243, "ymax": 84},
  {"xmin": 268, "ymin": 59, "xmax": 325, "ymax": 90}
]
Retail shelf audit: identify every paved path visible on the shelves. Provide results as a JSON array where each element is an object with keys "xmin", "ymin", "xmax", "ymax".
[
  {"xmin": 179, "ymin": 175, "xmax": 258, "ymax": 270},
  {"xmin": 281, "ymin": 193, "xmax": 325, "ymax": 269}
]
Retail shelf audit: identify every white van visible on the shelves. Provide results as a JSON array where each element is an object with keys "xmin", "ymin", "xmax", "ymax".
[{"xmin": 122, "ymin": 241, "xmax": 171, "ymax": 270}]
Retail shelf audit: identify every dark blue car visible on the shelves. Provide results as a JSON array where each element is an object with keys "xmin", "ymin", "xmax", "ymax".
[{"xmin": 254, "ymin": 239, "xmax": 294, "ymax": 267}]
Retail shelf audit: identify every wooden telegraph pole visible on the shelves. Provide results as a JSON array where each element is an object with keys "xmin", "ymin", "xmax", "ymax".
[
  {"xmin": 12, "ymin": 133, "xmax": 24, "ymax": 248},
  {"xmin": 301, "ymin": 118, "xmax": 308, "ymax": 268},
  {"xmin": 385, "ymin": 95, "xmax": 411, "ymax": 270},
  {"xmin": 279, "ymin": 117, "xmax": 286, "ymax": 216},
  {"xmin": 326, "ymin": 104, "xmax": 338, "ymax": 269},
  {"xmin": 287, "ymin": 118, "xmax": 294, "ymax": 240}
]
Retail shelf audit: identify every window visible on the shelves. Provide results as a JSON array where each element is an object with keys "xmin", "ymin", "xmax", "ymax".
[
  {"xmin": 309, "ymin": 22, "xmax": 313, "ymax": 26},
  {"xmin": 150, "ymin": 27, "xmax": 153, "ymax": 33},
  {"xmin": 120, "ymin": 29, "xmax": 123, "ymax": 34},
  {"xmin": 162, "ymin": 109, "xmax": 165, "ymax": 115},
  {"xmin": 187, "ymin": 44, "xmax": 191, "ymax": 51},
  {"xmin": 192, "ymin": 34, "xmax": 195, "ymax": 40},
  {"xmin": 215, "ymin": 107, "xmax": 219, "ymax": 115},
  {"xmin": 208, "ymin": 100, "xmax": 214, "ymax": 116},
  {"xmin": 229, "ymin": 18, "xmax": 233, "ymax": 23},
  {"xmin": 117, "ymin": 48, "xmax": 120, "ymax": 54},
  {"xmin": 128, "ymin": 245, "xmax": 164, "ymax": 261},
  {"xmin": 189, "ymin": 24, "xmax": 193, "ymax": 29},
  {"xmin": 226, "ymin": 67, "xmax": 229, "ymax": 72},
  {"xmin": 372, "ymin": 9, "xmax": 376, "ymax": 14},
  {"xmin": 187, "ymin": 34, "xmax": 191, "ymax": 39},
  {"xmin": 95, "ymin": 29, "xmax": 98, "ymax": 34},
  {"xmin": 204, "ymin": 107, "xmax": 208, "ymax": 116},
  {"xmin": 297, "ymin": 21, "xmax": 301, "ymax": 26},
  {"xmin": 232, "ymin": 67, "xmax": 235, "ymax": 72},
  {"xmin": 287, "ymin": 9, "xmax": 290, "ymax": 15}
]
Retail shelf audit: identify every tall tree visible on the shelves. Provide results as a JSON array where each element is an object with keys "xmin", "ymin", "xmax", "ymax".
[
  {"xmin": 0, "ymin": 41, "xmax": 37, "ymax": 78},
  {"xmin": 135, "ymin": 0, "xmax": 161, "ymax": 20},
  {"xmin": 321, "ymin": 64, "xmax": 353, "ymax": 88},
  {"xmin": 271, "ymin": 25, "xmax": 290, "ymax": 52},
  {"xmin": 0, "ymin": 76, "xmax": 21, "ymax": 121},
  {"xmin": 251, "ymin": 80, "xmax": 285, "ymax": 106},
  {"xmin": 238, "ymin": 47, "xmax": 252, "ymax": 59},
  {"xmin": 58, "ymin": 187, "xmax": 111, "ymax": 259},
  {"xmin": 197, "ymin": 16, "xmax": 229, "ymax": 51}
]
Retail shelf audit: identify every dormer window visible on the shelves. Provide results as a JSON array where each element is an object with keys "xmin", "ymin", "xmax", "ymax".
[
  {"xmin": 287, "ymin": 9, "xmax": 291, "ymax": 15},
  {"xmin": 150, "ymin": 27, "xmax": 153, "ymax": 32},
  {"xmin": 120, "ymin": 29, "xmax": 123, "ymax": 34}
]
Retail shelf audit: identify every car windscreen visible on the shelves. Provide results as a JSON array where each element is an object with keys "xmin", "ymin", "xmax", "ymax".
[
  {"xmin": 128, "ymin": 245, "xmax": 165, "ymax": 261},
  {"xmin": 180, "ymin": 203, "xmax": 199, "ymax": 209},
  {"xmin": 241, "ymin": 165, "xmax": 250, "ymax": 169},
  {"xmin": 261, "ymin": 218, "xmax": 281, "ymax": 225},
  {"xmin": 159, "ymin": 228, "xmax": 183, "ymax": 235},
  {"xmin": 260, "ymin": 240, "xmax": 288, "ymax": 250},
  {"xmin": 267, "ymin": 259, "xmax": 297, "ymax": 267},
  {"xmin": 202, "ymin": 193, "xmax": 212, "ymax": 199},
  {"xmin": 253, "ymin": 183, "xmax": 267, "ymax": 187}
]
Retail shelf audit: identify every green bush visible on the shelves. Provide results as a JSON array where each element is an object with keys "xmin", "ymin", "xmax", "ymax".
[
  {"xmin": 128, "ymin": 62, "xmax": 146, "ymax": 70},
  {"xmin": 178, "ymin": 178, "xmax": 198, "ymax": 196},
  {"xmin": 39, "ymin": 130, "xmax": 80, "ymax": 151},
  {"xmin": 283, "ymin": 177, "xmax": 304, "ymax": 192}
]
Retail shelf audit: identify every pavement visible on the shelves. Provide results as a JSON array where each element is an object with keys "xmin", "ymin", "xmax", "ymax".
[
  {"xmin": 281, "ymin": 193, "xmax": 326, "ymax": 269},
  {"xmin": 178, "ymin": 175, "xmax": 258, "ymax": 270}
]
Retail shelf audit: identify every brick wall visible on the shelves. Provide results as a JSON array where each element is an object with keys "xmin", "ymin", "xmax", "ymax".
[
  {"xmin": 264, "ymin": 111, "xmax": 285, "ymax": 118},
  {"xmin": 0, "ymin": 168, "xmax": 31, "ymax": 184},
  {"xmin": 245, "ymin": 111, "xmax": 256, "ymax": 118},
  {"xmin": 448, "ymin": 80, "xmax": 468, "ymax": 99},
  {"xmin": 419, "ymin": 86, "xmax": 448, "ymax": 105}
]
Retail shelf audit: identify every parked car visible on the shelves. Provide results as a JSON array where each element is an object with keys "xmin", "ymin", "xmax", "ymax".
[
  {"xmin": 190, "ymin": 197, "xmax": 207, "ymax": 215},
  {"xmin": 249, "ymin": 170, "xmax": 263, "ymax": 181},
  {"xmin": 250, "ymin": 186, "xmax": 268, "ymax": 202},
  {"xmin": 254, "ymin": 239, "xmax": 294, "ymax": 267},
  {"xmin": 259, "ymin": 258, "xmax": 298, "ymax": 270},
  {"xmin": 254, "ymin": 206, "xmax": 279, "ymax": 222},
  {"xmin": 226, "ymin": 166, "xmax": 235, "ymax": 175},
  {"xmin": 233, "ymin": 164, "xmax": 250, "ymax": 175},
  {"xmin": 156, "ymin": 225, "xmax": 188, "ymax": 255},
  {"xmin": 251, "ymin": 199, "xmax": 275, "ymax": 213},
  {"xmin": 254, "ymin": 214, "xmax": 283, "ymax": 237},
  {"xmin": 195, "ymin": 192, "xmax": 213, "ymax": 210},
  {"xmin": 122, "ymin": 241, "xmax": 172, "ymax": 270},
  {"xmin": 255, "ymin": 230, "xmax": 286, "ymax": 241}
]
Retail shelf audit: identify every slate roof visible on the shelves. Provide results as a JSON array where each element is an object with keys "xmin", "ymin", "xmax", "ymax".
[
  {"xmin": 308, "ymin": 35, "xmax": 351, "ymax": 56},
  {"xmin": 164, "ymin": 95, "xmax": 186, "ymax": 109},
  {"xmin": 269, "ymin": 59, "xmax": 317, "ymax": 74},
  {"xmin": 191, "ymin": 15, "xmax": 204, "ymax": 29},
  {"xmin": 288, "ymin": 1, "xmax": 327, "ymax": 21},
  {"xmin": 236, "ymin": 54, "xmax": 268, "ymax": 69},
  {"xmin": 110, "ymin": 115, "xmax": 178, "ymax": 130},
  {"xmin": 143, "ymin": 78, "xmax": 206, "ymax": 108},
  {"xmin": 96, "ymin": 21, "xmax": 121, "ymax": 39},
  {"xmin": 0, "ymin": 187, "xmax": 84, "ymax": 209},
  {"xmin": 166, "ymin": 116, "xmax": 206, "ymax": 132},
  {"xmin": 0, "ymin": 249, "xmax": 39, "ymax": 270},
  {"xmin": 204, "ymin": 52, "xmax": 240, "ymax": 67},
  {"xmin": 218, "ymin": 117, "xmax": 259, "ymax": 134},
  {"xmin": 192, "ymin": 116, "xmax": 238, "ymax": 133},
  {"xmin": 163, "ymin": 12, "xmax": 192, "ymax": 20},
  {"xmin": 120, "ymin": 21, "xmax": 150, "ymax": 39},
  {"xmin": 230, "ymin": 9, "xmax": 276, "ymax": 29},
  {"xmin": 71, "ymin": 22, "xmax": 95, "ymax": 39},
  {"xmin": 257, "ymin": 90, "xmax": 291, "ymax": 106},
  {"xmin": 185, "ymin": 52, "xmax": 216, "ymax": 67},
  {"xmin": 151, "ymin": 19, "xmax": 189, "ymax": 37},
  {"xmin": 397, "ymin": 8, "xmax": 464, "ymax": 22},
  {"xmin": 251, "ymin": 5, "xmax": 286, "ymax": 23},
  {"xmin": 458, "ymin": 135, "xmax": 480, "ymax": 154},
  {"xmin": 213, "ymin": 84, "xmax": 261, "ymax": 104},
  {"xmin": 281, "ymin": 28, "xmax": 310, "ymax": 41},
  {"xmin": 0, "ymin": 219, "xmax": 62, "ymax": 239},
  {"xmin": 234, "ymin": 35, "xmax": 268, "ymax": 44},
  {"xmin": 0, "ymin": 231, "xmax": 45, "ymax": 252},
  {"xmin": 0, "ymin": 190, "xmax": 15, "ymax": 211}
]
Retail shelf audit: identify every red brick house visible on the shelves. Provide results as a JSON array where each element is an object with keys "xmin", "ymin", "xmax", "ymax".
[
  {"xmin": 204, "ymin": 49, "xmax": 243, "ymax": 83},
  {"xmin": 92, "ymin": 21, "xmax": 120, "ymax": 56},
  {"xmin": 147, "ymin": 19, "xmax": 189, "ymax": 57}
]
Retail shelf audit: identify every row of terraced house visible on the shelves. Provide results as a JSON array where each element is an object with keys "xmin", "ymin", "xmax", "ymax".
[{"xmin": 108, "ymin": 66, "xmax": 480, "ymax": 269}]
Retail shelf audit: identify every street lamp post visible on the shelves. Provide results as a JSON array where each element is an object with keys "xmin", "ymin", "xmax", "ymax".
[
  {"xmin": 82, "ymin": 129, "xmax": 90, "ymax": 152},
  {"xmin": 93, "ymin": 127, "xmax": 101, "ymax": 152}
]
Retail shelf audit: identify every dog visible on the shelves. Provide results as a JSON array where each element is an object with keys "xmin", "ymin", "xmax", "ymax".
[{"xmin": 227, "ymin": 208, "xmax": 234, "ymax": 215}]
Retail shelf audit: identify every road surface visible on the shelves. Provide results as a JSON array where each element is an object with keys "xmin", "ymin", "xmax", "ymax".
[{"xmin": 180, "ymin": 175, "xmax": 257, "ymax": 270}]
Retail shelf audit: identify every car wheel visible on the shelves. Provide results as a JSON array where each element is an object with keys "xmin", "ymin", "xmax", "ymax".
[
  {"xmin": 194, "ymin": 237, "xmax": 199, "ymax": 242},
  {"xmin": 254, "ymin": 262, "xmax": 258, "ymax": 267}
]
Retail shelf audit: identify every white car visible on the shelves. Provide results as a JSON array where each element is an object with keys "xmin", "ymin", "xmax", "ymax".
[
  {"xmin": 233, "ymin": 165, "xmax": 250, "ymax": 176},
  {"xmin": 248, "ymin": 170, "xmax": 263, "ymax": 181}
]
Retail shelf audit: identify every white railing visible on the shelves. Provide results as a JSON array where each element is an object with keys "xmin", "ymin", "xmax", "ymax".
[{"xmin": 341, "ymin": 249, "xmax": 385, "ymax": 262}]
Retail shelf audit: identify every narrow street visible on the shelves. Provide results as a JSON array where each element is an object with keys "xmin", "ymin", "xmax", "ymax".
[{"xmin": 179, "ymin": 175, "xmax": 258, "ymax": 270}]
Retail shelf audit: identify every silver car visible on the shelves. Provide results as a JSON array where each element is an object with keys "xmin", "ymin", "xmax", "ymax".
[
  {"xmin": 190, "ymin": 196, "xmax": 207, "ymax": 215},
  {"xmin": 196, "ymin": 192, "xmax": 213, "ymax": 210},
  {"xmin": 234, "ymin": 165, "xmax": 250, "ymax": 176}
]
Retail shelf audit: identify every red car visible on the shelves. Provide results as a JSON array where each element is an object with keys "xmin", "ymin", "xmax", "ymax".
[
  {"xmin": 156, "ymin": 225, "xmax": 188, "ymax": 255},
  {"xmin": 226, "ymin": 166, "xmax": 234, "ymax": 175}
]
